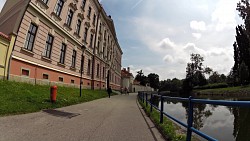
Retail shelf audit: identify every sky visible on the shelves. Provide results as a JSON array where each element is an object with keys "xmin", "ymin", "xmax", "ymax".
[
  {"xmin": 0, "ymin": 0, "xmax": 244, "ymax": 80},
  {"xmin": 99, "ymin": 0, "xmax": 244, "ymax": 80}
]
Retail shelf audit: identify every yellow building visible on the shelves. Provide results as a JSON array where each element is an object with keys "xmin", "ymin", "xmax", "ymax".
[{"xmin": 0, "ymin": 32, "xmax": 16, "ymax": 79}]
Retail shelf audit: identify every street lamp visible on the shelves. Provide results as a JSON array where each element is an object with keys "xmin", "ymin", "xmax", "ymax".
[{"xmin": 80, "ymin": 45, "xmax": 86, "ymax": 97}]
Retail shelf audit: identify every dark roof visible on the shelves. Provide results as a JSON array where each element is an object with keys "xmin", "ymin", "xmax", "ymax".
[
  {"xmin": 0, "ymin": 32, "xmax": 10, "ymax": 40},
  {"xmin": 121, "ymin": 69, "xmax": 133, "ymax": 78}
]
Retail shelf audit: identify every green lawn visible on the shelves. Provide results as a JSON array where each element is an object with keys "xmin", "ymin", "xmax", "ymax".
[{"xmin": 0, "ymin": 80, "xmax": 114, "ymax": 116}]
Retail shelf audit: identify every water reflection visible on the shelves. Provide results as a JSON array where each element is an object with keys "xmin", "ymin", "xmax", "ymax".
[
  {"xmin": 154, "ymin": 96, "xmax": 250, "ymax": 141},
  {"xmin": 231, "ymin": 106, "xmax": 250, "ymax": 141}
]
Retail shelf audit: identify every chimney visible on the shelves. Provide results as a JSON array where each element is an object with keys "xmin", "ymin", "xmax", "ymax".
[{"xmin": 127, "ymin": 67, "xmax": 130, "ymax": 73}]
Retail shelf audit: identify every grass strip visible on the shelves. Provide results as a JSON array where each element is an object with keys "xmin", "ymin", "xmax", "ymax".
[
  {"xmin": 0, "ymin": 80, "xmax": 115, "ymax": 116},
  {"xmin": 138, "ymin": 99, "xmax": 186, "ymax": 141}
]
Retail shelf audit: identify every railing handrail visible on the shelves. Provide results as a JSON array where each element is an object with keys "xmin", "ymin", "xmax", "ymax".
[
  {"xmin": 151, "ymin": 93, "xmax": 250, "ymax": 107},
  {"xmin": 137, "ymin": 91, "xmax": 250, "ymax": 141}
]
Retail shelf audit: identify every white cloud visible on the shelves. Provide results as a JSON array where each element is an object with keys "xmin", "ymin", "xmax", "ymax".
[
  {"xmin": 163, "ymin": 55, "xmax": 174, "ymax": 63},
  {"xmin": 126, "ymin": 64, "xmax": 186, "ymax": 80},
  {"xmin": 192, "ymin": 33, "xmax": 202, "ymax": 39},
  {"xmin": 158, "ymin": 38, "xmax": 176, "ymax": 50},
  {"xmin": 211, "ymin": 0, "xmax": 238, "ymax": 31},
  {"xmin": 190, "ymin": 20, "xmax": 207, "ymax": 31}
]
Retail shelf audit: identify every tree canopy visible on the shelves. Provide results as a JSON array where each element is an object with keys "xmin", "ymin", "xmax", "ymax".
[{"xmin": 231, "ymin": 0, "xmax": 250, "ymax": 85}]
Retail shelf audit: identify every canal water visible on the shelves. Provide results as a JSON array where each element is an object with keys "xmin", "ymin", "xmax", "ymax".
[{"xmin": 157, "ymin": 96, "xmax": 250, "ymax": 141}]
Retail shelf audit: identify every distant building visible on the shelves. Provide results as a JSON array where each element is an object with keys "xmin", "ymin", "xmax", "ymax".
[
  {"xmin": 121, "ymin": 67, "xmax": 153, "ymax": 93},
  {"xmin": 0, "ymin": 0, "xmax": 122, "ymax": 90},
  {"xmin": 121, "ymin": 67, "xmax": 134, "ymax": 92}
]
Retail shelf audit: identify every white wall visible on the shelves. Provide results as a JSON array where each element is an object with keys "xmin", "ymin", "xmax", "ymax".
[{"xmin": 131, "ymin": 84, "xmax": 153, "ymax": 93}]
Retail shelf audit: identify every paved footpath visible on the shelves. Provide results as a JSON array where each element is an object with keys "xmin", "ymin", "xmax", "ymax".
[{"xmin": 0, "ymin": 93, "xmax": 165, "ymax": 141}]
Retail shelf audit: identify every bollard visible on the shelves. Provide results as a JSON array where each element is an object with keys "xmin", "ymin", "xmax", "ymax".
[
  {"xmin": 50, "ymin": 85, "xmax": 57, "ymax": 103},
  {"xmin": 160, "ymin": 95, "xmax": 164, "ymax": 124},
  {"xmin": 146, "ymin": 93, "xmax": 148, "ymax": 107}
]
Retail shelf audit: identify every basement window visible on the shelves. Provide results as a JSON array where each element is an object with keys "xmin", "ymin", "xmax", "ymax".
[
  {"xmin": 43, "ymin": 74, "xmax": 49, "ymax": 79},
  {"xmin": 21, "ymin": 69, "xmax": 30, "ymax": 76},
  {"xmin": 59, "ymin": 77, "xmax": 64, "ymax": 82}
]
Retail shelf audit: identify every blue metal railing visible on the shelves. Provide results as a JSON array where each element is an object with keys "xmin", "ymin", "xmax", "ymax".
[{"xmin": 137, "ymin": 91, "xmax": 250, "ymax": 141}]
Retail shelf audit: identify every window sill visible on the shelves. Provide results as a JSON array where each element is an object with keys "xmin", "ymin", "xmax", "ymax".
[
  {"xmin": 79, "ymin": 70, "xmax": 84, "ymax": 73},
  {"xmin": 41, "ymin": 56, "xmax": 52, "ymax": 62},
  {"xmin": 57, "ymin": 62, "xmax": 65, "ymax": 67},
  {"xmin": 63, "ymin": 23, "xmax": 72, "ymax": 31},
  {"xmin": 51, "ymin": 12, "xmax": 62, "ymax": 21},
  {"xmin": 73, "ymin": 32, "xmax": 81, "ymax": 39},
  {"xmin": 36, "ymin": 0, "xmax": 49, "ymax": 9},
  {"xmin": 82, "ymin": 40, "xmax": 88, "ymax": 45},
  {"xmin": 70, "ymin": 66, "xmax": 76, "ymax": 71},
  {"xmin": 21, "ymin": 47, "xmax": 34, "ymax": 56}
]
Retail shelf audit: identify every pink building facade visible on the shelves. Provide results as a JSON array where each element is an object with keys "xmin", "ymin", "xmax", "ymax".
[{"xmin": 0, "ymin": 0, "xmax": 122, "ymax": 90}]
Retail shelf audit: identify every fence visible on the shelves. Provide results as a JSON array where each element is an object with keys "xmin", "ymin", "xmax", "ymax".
[{"xmin": 137, "ymin": 91, "xmax": 250, "ymax": 141}]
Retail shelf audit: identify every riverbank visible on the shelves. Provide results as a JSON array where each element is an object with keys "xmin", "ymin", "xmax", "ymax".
[
  {"xmin": 0, "ymin": 80, "xmax": 115, "ymax": 116},
  {"xmin": 194, "ymin": 85, "xmax": 250, "ymax": 96}
]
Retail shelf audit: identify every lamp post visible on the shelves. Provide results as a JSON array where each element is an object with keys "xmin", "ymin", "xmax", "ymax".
[{"xmin": 80, "ymin": 45, "xmax": 86, "ymax": 97}]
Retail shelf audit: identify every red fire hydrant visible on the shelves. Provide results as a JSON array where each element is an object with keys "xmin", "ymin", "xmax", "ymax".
[{"xmin": 50, "ymin": 85, "xmax": 57, "ymax": 103}]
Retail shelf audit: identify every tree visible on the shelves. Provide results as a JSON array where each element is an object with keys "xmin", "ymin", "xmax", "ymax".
[
  {"xmin": 239, "ymin": 61, "xmax": 249, "ymax": 85},
  {"xmin": 147, "ymin": 73, "xmax": 159, "ymax": 90},
  {"xmin": 227, "ymin": 69, "xmax": 237, "ymax": 86},
  {"xmin": 185, "ymin": 53, "xmax": 210, "ymax": 88},
  {"xmin": 209, "ymin": 72, "xmax": 221, "ymax": 83},
  {"xmin": 135, "ymin": 70, "xmax": 148, "ymax": 86},
  {"xmin": 237, "ymin": 0, "xmax": 250, "ymax": 35},
  {"xmin": 220, "ymin": 74, "xmax": 227, "ymax": 83},
  {"xmin": 159, "ymin": 78, "xmax": 182, "ymax": 92},
  {"xmin": 232, "ymin": 0, "xmax": 250, "ymax": 84}
]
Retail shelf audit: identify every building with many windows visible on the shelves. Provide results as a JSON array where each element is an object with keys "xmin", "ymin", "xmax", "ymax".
[{"xmin": 0, "ymin": 0, "xmax": 122, "ymax": 90}]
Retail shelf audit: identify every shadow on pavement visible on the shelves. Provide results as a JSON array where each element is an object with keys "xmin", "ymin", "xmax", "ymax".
[{"xmin": 43, "ymin": 109, "xmax": 80, "ymax": 119}]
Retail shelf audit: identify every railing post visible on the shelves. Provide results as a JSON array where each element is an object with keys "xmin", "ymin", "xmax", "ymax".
[
  {"xmin": 150, "ymin": 93, "xmax": 153, "ymax": 112},
  {"xmin": 186, "ymin": 96, "xmax": 194, "ymax": 141},
  {"xmin": 138, "ymin": 92, "xmax": 141, "ymax": 101},
  {"xmin": 143, "ymin": 92, "xmax": 145, "ymax": 103},
  {"xmin": 146, "ymin": 93, "xmax": 148, "ymax": 107},
  {"xmin": 160, "ymin": 95, "xmax": 164, "ymax": 124}
]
